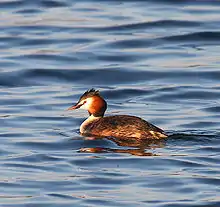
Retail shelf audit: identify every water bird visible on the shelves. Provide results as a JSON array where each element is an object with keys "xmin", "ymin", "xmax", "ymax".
[{"xmin": 67, "ymin": 89, "xmax": 167, "ymax": 139}]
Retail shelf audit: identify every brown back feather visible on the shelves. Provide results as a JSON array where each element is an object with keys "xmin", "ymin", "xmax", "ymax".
[{"xmin": 83, "ymin": 115, "xmax": 167, "ymax": 139}]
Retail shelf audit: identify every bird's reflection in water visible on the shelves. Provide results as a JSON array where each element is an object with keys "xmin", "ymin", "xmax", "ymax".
[{"xmin": 79, "ymin": 136, "xmax": 166, "ymax": 156}]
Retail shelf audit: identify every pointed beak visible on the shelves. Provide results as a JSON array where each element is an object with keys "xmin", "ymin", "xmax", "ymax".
[{"xmin": 67, "ymin": 103, "xmax": 81, "ymax": 111}]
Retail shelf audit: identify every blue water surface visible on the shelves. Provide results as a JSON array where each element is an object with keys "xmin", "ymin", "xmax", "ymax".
[{"xmin": 0, "ymin": 0, "xmax": 220, "ymax": 206}]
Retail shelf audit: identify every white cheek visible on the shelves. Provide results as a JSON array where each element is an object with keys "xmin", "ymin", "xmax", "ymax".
[
  {"xmin": 80, "ymin": 104, "xmax": 87, "ymax": 109},
  {"xmin": 79, "ymin": 98, "xmax": 92, "ymax": 110}
]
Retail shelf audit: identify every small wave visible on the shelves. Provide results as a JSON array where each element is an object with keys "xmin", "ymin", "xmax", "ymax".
[
  {"xmin": 162, "ymin": 31, "xmax": 220, "ymax": 42},
  {"xmin": 93, "ymin": 20, "xmax": 201, "ymax": 32}
]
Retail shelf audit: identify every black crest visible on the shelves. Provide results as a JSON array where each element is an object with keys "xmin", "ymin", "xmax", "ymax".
[{"xmin": 79, "ymin": 88, "xmax": 100, "ymax": 101}]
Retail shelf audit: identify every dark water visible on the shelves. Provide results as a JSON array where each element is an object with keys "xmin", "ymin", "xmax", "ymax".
[{"xmin": 1, "ymin": 0, "xmax": 220, "ymax": 206}]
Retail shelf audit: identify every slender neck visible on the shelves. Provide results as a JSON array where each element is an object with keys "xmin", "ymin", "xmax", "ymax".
[
  {"xmin": 80, "ymin": 115, "xmax": 101, "ymax": 134},
  {"xmin": 89, "ymin": 111, "xmax": 104, "ymax": 117}
]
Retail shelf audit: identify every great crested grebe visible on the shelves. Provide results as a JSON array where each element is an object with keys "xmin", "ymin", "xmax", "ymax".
[{"xmin": 67, "ymin": 89, "xmax": 167, "ymax": 139}]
